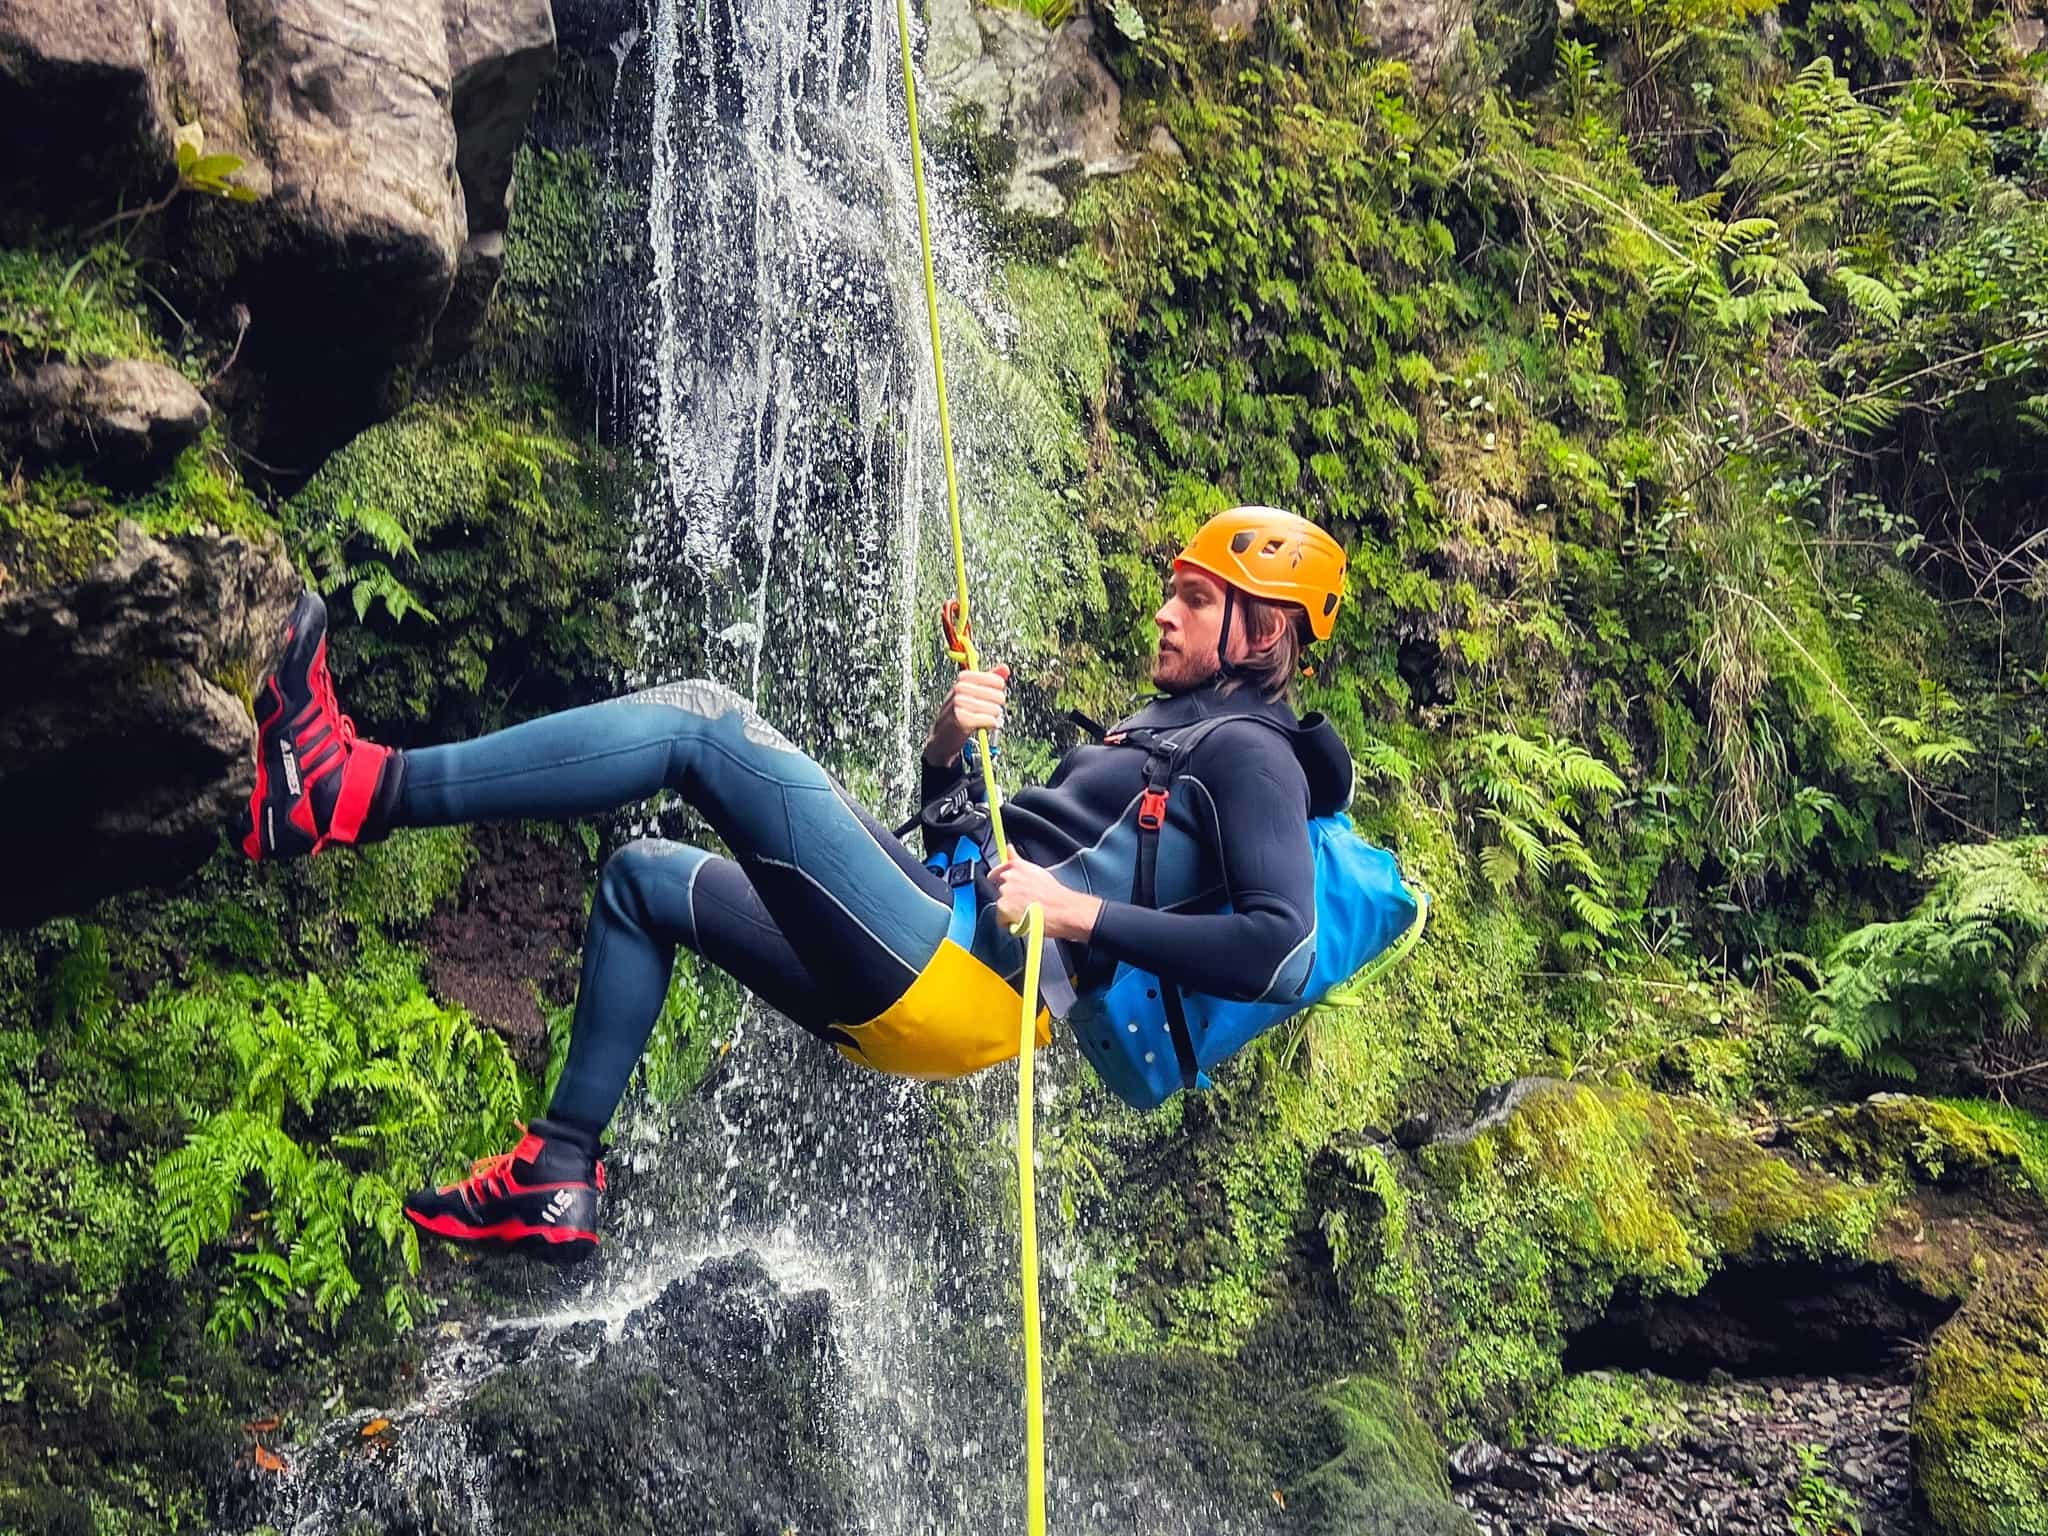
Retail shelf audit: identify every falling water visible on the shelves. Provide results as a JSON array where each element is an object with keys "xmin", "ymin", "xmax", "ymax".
[
  {"xmin": 222, "ymin": 1, "xmax": 1112, "ymax": 1530},
  {"xmin": 624, "ymin": 0, "xmax": 989, "ymax": 793},
  {"xmin": 589, "ymin": 0, "xmax": 1025, "ymax": 1524}
]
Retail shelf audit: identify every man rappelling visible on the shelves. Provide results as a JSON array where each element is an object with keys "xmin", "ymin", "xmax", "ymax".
[{"xmin": 240, "ymin": 504, "xmax": 1418, "ymax": 1261}]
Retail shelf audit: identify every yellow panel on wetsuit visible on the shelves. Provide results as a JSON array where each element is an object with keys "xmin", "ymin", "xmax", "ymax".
[{"xmin": 834, "ymin": 939, "xmax": 1054, "ymax": 1079}]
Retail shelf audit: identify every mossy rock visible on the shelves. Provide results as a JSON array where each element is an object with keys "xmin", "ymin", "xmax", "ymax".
[
  {"xmin": 1913, "ymin": 1250, "xmax": 2048, "ymax": 1536},
  {"xmin": 1051, "ymin": 1350, "xmax": 1471, "ymax": 1533},
  {"xmin": 1270, "ymin": 1377, "xmax": 1477, "ymax": 1535},
  {"xmin": 1394, "ymin": 1080, "xmax": 1886, "ymax": 1429},
  {"xmin": 1787, "ymin": 1094, "xmax": 2031, "ymax": 1193}
]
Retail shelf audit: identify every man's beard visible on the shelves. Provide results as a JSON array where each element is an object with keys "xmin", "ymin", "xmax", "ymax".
[{"xmin": 1152, "ymin": 644, "xmax": 1218, "ymax": 694}]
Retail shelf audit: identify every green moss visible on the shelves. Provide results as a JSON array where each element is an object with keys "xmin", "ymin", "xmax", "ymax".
[
  {"xmin": 493, "ymin": 145, "xmax": 614, "ymax": 360},
  {"xmin": 304, "ymin": 826, "xmax": 477, "ymax": 934},
  {"xmin": 0, "ymin": 467, "xmax": 121, "ymax": 591},
  {"xmin": 1787, "ymin": 1094, "xmax": 2031, "ymax": 1193},
  {"xmin": 0, "ymin": 243, "xmax": 163, "ymax": 365},
  {"xmin": 1406, "ymin": 1081, "xmax": 1883, "ymax": 1430},
  {"xmin": 0, "ymin": 428, "xmax": 276, "ymax": 596},
  {"xmin": 1273, "ymin": 1377, "xmax": 1475, "ymax": 1535},
  {"xmin": 1939, "ymin": 1099, "xmax": 2048, "ymax": 1202},
  {"xmin": 1043, "ymin": 795, "xmax": 1561, "ymax": 1360},
  {"xmin": 930, "ymin": 277, "xmax": 1109, "ymax": 691},
  {"xmin": 124, "ymin": 429, "xmax": 276, "ymax": 542},
  {"xmin": 1913, "ymin": 1252, "xmax": 2048, "ymax": 1536},
  {"xmin": 0, "ymin": 1025, "xmax": 152, "ymax": 1310},
  {"xmin": 1530, "ymin": 1370, "xmax": 1685, "ymax": 1451},
  {"xmin": 285, "ymin": 383, "xmax": 636, "ymax": 743}
]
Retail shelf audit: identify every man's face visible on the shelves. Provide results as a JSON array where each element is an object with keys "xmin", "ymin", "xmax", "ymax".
[{"xmin": 1153, "ymin": 565, "xmax": 1234, "ymax": 692}]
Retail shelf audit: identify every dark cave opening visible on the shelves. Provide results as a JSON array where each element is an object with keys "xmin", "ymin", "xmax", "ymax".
[{"xmin": 1564, "ymin": 1260, "xmax": 1959, "ymax": 1379}]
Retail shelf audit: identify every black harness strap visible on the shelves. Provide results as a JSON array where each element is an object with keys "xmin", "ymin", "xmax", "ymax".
[
  {"xmin": 1112, "ymin": 712, "xmax": 1296, "ymax": 1092},
  {"xmin": 1127, "ymin": 730, "xmax": 1202, "ymax": 1092}
]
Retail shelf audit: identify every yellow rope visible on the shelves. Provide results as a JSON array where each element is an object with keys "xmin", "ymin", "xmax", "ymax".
[
  {"xmin": 892, "ymin": 2, "xmax": 1044, "ymax": 1529},
  {"xmin": 1015, "ymin": 901, "xmax": 1047, "ymax": 1532}
]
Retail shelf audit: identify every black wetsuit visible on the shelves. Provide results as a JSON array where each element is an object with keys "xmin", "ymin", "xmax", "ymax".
[
  {"xmin": 393, "ymin": 678, "xmax": 1338, "ymax": 1137},
  {"xmin": 923, "ymin": 682, "xmax": 1332, "ymax": 1005}
]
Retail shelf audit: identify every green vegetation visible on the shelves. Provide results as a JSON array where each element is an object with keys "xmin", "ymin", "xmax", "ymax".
[
  {"xmin": 0, "ymin": 827, "xmax": 553, "ymax": 1527},
  {"xmin": 1940, "ymin": 1098, "xmax": 2048, "ymax": 1201},
  {"xmin": 286, "ymin": 385, "xmax": 636, "ymax": 743},
  {"xmin": 493, "ymin": 144, "xmax": 621, "ymax": 367},
  {"xmin": 1, "ymin": 427, "xmax": 278, "ymax": 592},
  {"xmin": 1786, "ymin": 1094, "xmax": 2031, "ymax": 1193},
  {"xmin": 0, "ymin": 243, "xmax": 162, "ymax": 366},
  {"xmin": 1404, "ymin": 1080, "xmax": 1881, "ymax": 1431},
  {"xmin": 8, "ymin": 0, "xmax": 2048, "ymax": 1525},
  {"xmin": 1913, "ymin": 1253, "xmax": 2048, "ymax": 1536},
  {"xmin": 1531, "ymin": 1370, "xmax": 1684, "ymax": 1451},
  {"xmin": 155, "ymin": 944, "xmax": 524, "ymax": 1341},
  {"xmin": 1787, "ymin": 1442, "xmax": 1867, "ymax": 1536},
  {"xmin": 992, "ymin": 13, "xmax": 2048, "ymax": 1477},
  {"xmin": 1808, "ymin": 837, "xmax": 2048, "ymax": 1077},
  {"xmin": 0, "ymin": 232, "xmax": 279, "ymax": 597}
]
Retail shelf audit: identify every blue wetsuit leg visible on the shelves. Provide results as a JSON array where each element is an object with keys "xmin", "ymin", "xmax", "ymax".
[{"xmin": 396, "ymin": 681, "xmax": 953, "ymax": 1129}]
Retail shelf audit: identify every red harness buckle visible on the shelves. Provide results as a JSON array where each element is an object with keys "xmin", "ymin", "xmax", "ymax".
[{"xmin": 1137, "ymin": 787, "xmax": 1169, "ymax": 831}]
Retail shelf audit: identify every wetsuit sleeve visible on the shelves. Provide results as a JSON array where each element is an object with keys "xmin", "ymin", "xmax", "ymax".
[
  {"xmin": 920, "ymin": 752, "xmax": 966, "ymax": 808},
  {"xmin": 1085, "ymin": 728, "xmax": 1317, "ymax": 1002}
]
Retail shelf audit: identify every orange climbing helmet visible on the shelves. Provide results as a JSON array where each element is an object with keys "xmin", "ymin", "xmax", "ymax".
[{"xmin": 1174, "ymin": 506, "xmax": 1347, "ymax": 641}]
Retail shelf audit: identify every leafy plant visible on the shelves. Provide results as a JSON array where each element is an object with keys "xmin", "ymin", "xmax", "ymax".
[
  {"xmin": 154, "ymin": 946, "xmax": 523, "ymax": 1341},
  {"xmin": 1807, "ymin": 837, "xmax": 2048, "ymax": 1076},
  {"xmin": 284, "ymin": 388, "xmax": 634, "ymax": 744},
  {"xmin": 1787, "ymin": 1442, "xmax": 1865, "ymax": 1536},
  {"xmin": 1457, "ymin": 730, "xmax": 1626, "ymax": 942},
  {"xmin": 87, "ymin": 120, "xmax": 259, "ymax": 236},
  {"xmin": 0, "ymin": 243, "xmax": 159, "ymax": 367},
  {"xmin": 293, "ymin": 491, "xmax": 438, "ymax": 626}
]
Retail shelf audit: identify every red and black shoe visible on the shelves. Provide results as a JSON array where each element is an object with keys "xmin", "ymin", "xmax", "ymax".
[
  {"xmin": 404, "ymin": 1121, "xmax": 606, "ymax": 1263},
  {"xmin": 244, "ymin": 590, "xmax": 403, "ymax": 861}
]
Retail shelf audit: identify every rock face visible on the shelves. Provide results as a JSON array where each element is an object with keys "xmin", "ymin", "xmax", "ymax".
[
  {"xmin": 0, "ymin": 521, "xmax": 298, "ymax": 926},
  {"xmin": 218, "ymin": 1253, "xmax": 860, "ymax": 1536},
  {"xmin": 1357, "ymin": 0, "xmax": 1473, "ymax": 81},
  {"xmin": 436, "ymin": 0, "xmax": 557, "ymax": 354},
  {"xmin": 0, "ymin": 0, "xmax": 557, "ymax": 458},
  {"xmin": 230, "ymin": 0, "xmax": 466, "ymax": 384},
  {"xmin": 1913, "ymin": 1249, "xmax": 2048, "ymax": 1536},
  {"xmin": 0, "ymin": 359, "xmax": 209, "ymax": 481},
  {"xmin": 0, "ymin": 0, "xmax": 176, "ymax": 221},
  {"xmin": 924, "ymin": 0, "xmax": 1131, "ymax": 217}
]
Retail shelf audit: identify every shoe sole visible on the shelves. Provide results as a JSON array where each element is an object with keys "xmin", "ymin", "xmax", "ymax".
[{"xmin": 404, "ymin": 1206, "xmax": 601, "ymax": 1266}]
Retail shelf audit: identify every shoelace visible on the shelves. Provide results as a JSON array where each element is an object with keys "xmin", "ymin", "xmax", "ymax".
[
  {"xmin": 453, "ymin": 1147, "xmax": 605, "ymax": 1196},
  {"xmin": 459, "ymin": 1150, "xmax": 517, "ymax": 1199},
  {"xmin": 309, "ymin": 647, "xmax": 357, "ymax": 750}
]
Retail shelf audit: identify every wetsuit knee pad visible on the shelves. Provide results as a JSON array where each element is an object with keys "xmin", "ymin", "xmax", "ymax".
[
  {"xmin": 599, "ymin": 838, "xmax": 710, "ymax": 945},
  {"xmin": 833, "ymin": 940, "xmax": 1053, "ymax": 1079}
]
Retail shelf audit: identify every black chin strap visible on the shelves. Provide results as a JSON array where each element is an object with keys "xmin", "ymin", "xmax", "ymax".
[{"xmin": 1210, "ymin": 584, "xmax": 1257, "ymax": 688}]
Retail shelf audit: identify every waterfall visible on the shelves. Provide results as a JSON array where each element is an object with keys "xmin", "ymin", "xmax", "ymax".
[
  {"xmin": 626, "ymin": 0, "xmax": 986, "ymax": 795},
  {"xmin": 610, "ymin": 4, "xmax": 1018, "ymax": 1525},
  {"xmin": 221, "ymin": 2, "xmax": 1042, "ymax": 1531}
]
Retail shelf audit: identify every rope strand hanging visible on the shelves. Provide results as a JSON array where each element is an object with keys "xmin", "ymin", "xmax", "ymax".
[{"xmin": 890, "ymin": 2, "xmax": 1047, "ymax": 1530}]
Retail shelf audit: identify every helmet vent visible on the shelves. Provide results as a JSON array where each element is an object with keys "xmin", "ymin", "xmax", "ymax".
[
  {"xmin": 1230, "ymin": 530, "xmax": 1256, "ymax": 554},
  {"xmin": 1262, "ymin": 537, "xmax": 1286, "ymax": 555},
  {"xmin": 1323, "ymin": 593, "xmax": 1338, "ymax": 615}
]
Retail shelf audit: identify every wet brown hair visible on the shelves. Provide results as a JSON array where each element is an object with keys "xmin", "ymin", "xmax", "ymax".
[{"xmin": 1224, "ymin": 593, "xmax": 1305, "ymax": 703}]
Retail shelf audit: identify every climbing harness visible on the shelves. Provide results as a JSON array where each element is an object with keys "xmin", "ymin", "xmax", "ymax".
[
  {"xmin": 891, "ymin": 4, "xmax": 1047, "ymax": 1531},
  {"xmin": 1065, "ymin": 707, "xmax": 1429, "ymax": 1110}
]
